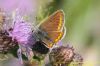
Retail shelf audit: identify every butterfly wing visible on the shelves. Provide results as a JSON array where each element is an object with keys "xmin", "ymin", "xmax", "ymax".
[
  {"xmin": 39, "ymin": 10, "xmax": 64, "ymax": 31},
  {"xmin": 38, "ymin": 10, "xmax": 65, "ymax": 48}
]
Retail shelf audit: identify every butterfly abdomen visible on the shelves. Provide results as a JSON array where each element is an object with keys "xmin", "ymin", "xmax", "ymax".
[{"xmin": 32, "ymin": 41, "xmax": 49, "ymax": 54}]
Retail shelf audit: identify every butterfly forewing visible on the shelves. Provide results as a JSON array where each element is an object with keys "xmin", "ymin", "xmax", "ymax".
[
  {"xmin": 39, "ymin": 10, "xmax": 65, "ymax": 48},
  {"xmin": 39, "ymin": 10, "xmax": 64, "ymax": 31}
]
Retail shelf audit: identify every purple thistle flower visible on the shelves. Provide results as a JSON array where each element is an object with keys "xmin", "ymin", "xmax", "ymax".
[
  {"xmin": 9, "ymin": 14, "xmax": 32, "ymax": 45},
  {"xmin": 7, "ymin": 13, "xmax": 36, "ymax": 64}
]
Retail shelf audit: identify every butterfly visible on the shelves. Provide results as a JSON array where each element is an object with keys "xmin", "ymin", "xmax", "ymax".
[
  {"xmin": 8, "ymin": 9, "xmax": 66, "ymax": 64},
  {"xmin": 36, "ymin": 10, "xmax": 65, "ymax": 48}
]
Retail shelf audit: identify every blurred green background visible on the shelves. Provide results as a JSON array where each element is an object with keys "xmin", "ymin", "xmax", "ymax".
[{"xmin": 36, "ymin": 0, "xmax": 100, "ymax": 66}]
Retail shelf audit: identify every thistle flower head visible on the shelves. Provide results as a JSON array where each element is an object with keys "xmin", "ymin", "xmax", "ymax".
[
  {"xmin": 8, "ymin": 13, "xmax": 33, "ymax": 45},
  {"xmin": 71, "ymin": 53, "xmax": 83, "ymax": 66},
  {"xmin": 0, "ymin": 30, "xmax": 18, "ymax": 54}
]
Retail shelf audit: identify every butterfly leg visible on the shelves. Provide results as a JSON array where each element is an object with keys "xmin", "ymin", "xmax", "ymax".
[
  {"xmin": 17, "ymin": 47, "xmax": 23, "ymax": 64},
  {"xmin": 25, "ymin": 47, "xmax": 34, "ymax": 62}
]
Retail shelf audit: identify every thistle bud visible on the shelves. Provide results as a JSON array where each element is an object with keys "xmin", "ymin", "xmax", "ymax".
[{"xmin": 49, "ymin": 45, "xmax": 74, "ymax": 66}]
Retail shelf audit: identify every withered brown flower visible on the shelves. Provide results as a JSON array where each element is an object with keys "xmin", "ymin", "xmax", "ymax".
[{"xmin": 0, "ymin": 30, "xmax": 18, "ymax": 54}]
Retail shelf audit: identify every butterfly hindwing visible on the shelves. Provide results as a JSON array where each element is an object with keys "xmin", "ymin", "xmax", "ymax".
[{"xmin": 43, "ymin": 31, "xmax": 64, "ymax": 48}]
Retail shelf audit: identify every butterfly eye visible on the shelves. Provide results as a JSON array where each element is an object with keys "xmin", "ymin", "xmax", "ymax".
[{"xmin": 8, "ymin": 28, "xmax": 13, "ymax": 31}]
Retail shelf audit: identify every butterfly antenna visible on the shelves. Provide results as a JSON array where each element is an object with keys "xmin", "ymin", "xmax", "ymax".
[
  {"xmin": 17, "ymin": 45, "xmax": 23, "ymax": 64},
  {"xmin": 12, "ymin": 8, "xmax": 23, "ymax": 29}
]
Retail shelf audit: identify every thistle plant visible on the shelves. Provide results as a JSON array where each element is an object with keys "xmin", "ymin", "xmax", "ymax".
[{"xmin": 48, "ymin": 45, "xmax": 83, "ymax": 66}]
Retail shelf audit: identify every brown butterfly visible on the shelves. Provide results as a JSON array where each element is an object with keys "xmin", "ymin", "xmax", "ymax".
[{"xmin": 33, "ymin": 10, "xmax": 66, "ymax": 49}]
